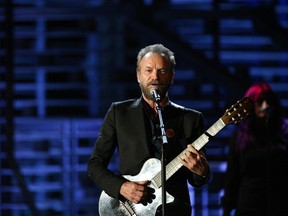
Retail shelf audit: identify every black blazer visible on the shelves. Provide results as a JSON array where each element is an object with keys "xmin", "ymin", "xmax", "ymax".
[{"xmin": 88, "ymin": 97, "xmax": 208, "ymax": 204}]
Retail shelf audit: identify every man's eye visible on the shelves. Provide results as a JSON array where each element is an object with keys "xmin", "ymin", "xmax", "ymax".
[{"xmin": 160, "ymin": 69, "xmax": 167, "ymax": 74}]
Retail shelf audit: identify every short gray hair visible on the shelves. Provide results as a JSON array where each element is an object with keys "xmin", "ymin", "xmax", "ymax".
[{"xmin": 136, "ymin": 44, "xmax": 176, "ymax": 72}]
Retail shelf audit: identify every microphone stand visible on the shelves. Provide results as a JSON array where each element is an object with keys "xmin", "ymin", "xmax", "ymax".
[{"xmin": 155, "ymin": 101, "xmax": 168, "ymax": 216}]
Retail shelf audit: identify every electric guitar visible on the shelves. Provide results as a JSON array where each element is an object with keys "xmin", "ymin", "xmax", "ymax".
[{"xmin": 98, "ymin": 97, "xmax": 254, "ymax": 216}]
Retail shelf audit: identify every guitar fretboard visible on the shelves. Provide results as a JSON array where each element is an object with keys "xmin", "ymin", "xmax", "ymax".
[{"xmin": 151, "ymin": 118, "xmax": 225, "ymax": 188}]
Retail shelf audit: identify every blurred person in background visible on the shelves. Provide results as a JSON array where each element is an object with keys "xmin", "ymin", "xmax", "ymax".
[{"xmin": 221, "ymin": 82, "xmax": 288, "ymax": 216}]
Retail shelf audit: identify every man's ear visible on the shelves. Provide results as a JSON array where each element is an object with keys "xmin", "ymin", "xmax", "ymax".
[
  {"xmin": 170, "ymin": 73, "xmax": 174, "ymax": 84},
  {"xmin": 136, "ymin": 71, "xmax": 140, "ymax": 83}
]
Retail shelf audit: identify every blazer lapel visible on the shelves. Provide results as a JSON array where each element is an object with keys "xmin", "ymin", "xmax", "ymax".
[
  {"xmin": 162, "ymin": 102, "xmax": 188, "ymax": 160},
  {"xmin": 127, "ymin": 98, "xmax": 151, "ymax": 156},
  {"xmin": 164, "ymin": 102, "xmax": 183, "ymax": 140}
]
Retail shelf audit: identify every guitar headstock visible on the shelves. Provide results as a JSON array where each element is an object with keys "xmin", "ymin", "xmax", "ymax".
[{"xmin": 221, "ymin": 97, "xmax": 254, "ymax": 125}]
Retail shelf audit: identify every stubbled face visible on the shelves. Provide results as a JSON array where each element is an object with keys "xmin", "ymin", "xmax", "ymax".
[{"xmin": 137, "ymin": 52, "xmax": 174, "ymax": 101}]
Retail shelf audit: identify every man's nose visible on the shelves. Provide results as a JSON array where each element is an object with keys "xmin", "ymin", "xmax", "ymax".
[{"xmin": 150, "ymin": 70, "xmax": 159, "ymax": 80}]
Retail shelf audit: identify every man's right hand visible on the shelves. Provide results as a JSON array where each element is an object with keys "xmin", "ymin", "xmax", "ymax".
[{"xmin": 119, "ymin": 180, "xmax": 155, "ymax": 205}]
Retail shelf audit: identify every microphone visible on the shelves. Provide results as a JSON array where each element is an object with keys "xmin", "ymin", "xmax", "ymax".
[{"xmin": 150, "ymin": 88, "xmax": 161, "ymax": 103}]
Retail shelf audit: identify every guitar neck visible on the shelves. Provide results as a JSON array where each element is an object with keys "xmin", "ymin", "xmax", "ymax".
[{"xmin": 152, "ymin": 118, "xmax": 226, "ymax": 188}]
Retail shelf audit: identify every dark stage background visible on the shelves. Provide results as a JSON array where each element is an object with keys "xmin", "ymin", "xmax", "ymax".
[{"xmin": 1, "ymin": 0, "xmax": 288, "ymax": 215}]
